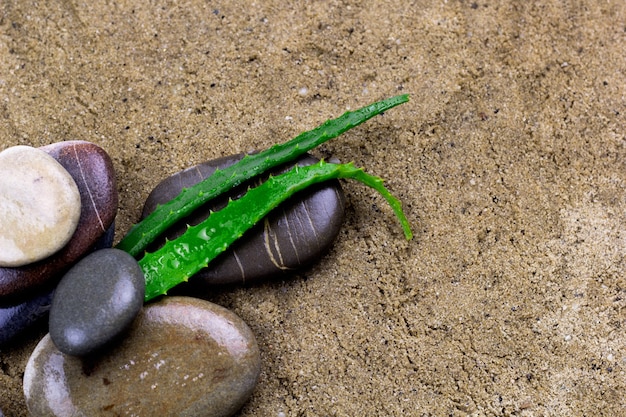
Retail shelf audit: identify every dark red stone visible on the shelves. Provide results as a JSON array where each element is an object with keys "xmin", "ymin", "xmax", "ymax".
[
  {"xmin": 141, "ymin": 153, "xmax": 345, "ymax": 288},
  {"xmin": 0, "ymin": 141, "xmax": 117, "ymax": 303}
]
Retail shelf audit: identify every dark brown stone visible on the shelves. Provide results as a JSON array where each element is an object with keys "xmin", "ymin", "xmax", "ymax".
[
  {"xmin": 141, "ymin": 153, "xmax": 345, "ymax": 287},
  {"xmin": 0, "ymin": 141, "xmax": 117, "ymax": 303}
]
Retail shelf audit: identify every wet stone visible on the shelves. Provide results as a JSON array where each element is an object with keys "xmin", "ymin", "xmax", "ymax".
[
  {"xmin": 142, "ymin": 153, "xmax": 345, "ymax": 288},
  {"xmin": 0, "ymin": 141, "xmax": 118, "ymax": 302},
  {"xmin": 49, "ymin": 248, "xmax": 145, "ymax": 356},
  {"xmin": 25, "ymin": 297, "xmax": 261, "ymax": 417},
  {"xmin": 0, "ymin": 145, "xmax": 81, "ymax": 267}
]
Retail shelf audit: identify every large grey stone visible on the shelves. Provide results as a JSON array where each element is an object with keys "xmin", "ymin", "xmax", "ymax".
[
  {"xmin": 142, "ymin": 153, "xmax": 345, "ymax": 288},
  {"xmin": 49, "ymin": 248, "xmax": 145, "ymax": 356},
  {"xmin": 25, "ymin": 297, "xmax": 261, "ymax": 417},
  {"xmin": 0, "ymin": 145, "xmax": 81, "ymax": 267}
]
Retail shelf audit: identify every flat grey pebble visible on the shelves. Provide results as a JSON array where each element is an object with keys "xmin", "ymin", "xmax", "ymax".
[
  {"xmin": 49, "ymin": 248, "xmax": 145, "ymax": 356},
  {"xmin": 142, "ymin": 153, "xmax": 345, "ymax": 288},
  {"xmin": 25, "ymin": 296, "xmax": 261, "ymax": 417}
]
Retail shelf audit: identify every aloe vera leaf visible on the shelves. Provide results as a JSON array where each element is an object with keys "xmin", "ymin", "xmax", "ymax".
[
  {"xmin": 140, "ymin": 160, "xmax": 412, "ymax": 301},
  {"xmin": 117, "ymin": 94, "xmax": 410, "ymax": 257}
]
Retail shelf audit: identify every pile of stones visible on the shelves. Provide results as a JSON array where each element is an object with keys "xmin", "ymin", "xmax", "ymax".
[{"xmin": 0, "ymin": 141, "xmax": 345, "ymax": 416}]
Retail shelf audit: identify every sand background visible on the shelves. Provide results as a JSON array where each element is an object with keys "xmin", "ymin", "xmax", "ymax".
[{"xmin": 1, "ymin": 1, "xmax": 625, "ymax": 416}]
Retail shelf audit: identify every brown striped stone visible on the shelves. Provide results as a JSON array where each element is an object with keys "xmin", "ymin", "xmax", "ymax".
[{"xmin": 0, "ymin": 141, "xmax": 117, "ymax": 303}]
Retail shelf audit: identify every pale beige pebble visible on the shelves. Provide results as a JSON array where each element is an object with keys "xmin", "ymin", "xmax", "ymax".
[{"xmin": 0, "ymin": 145, "xmax": 81, "ymax": 267}]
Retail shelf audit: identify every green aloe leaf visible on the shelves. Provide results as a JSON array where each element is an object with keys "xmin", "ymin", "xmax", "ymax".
[
  {"xmin": 117, "ymin": 94, "xmax": 409, "ymax": 257},
  {"xmin": 140, "ymin": 160, "xmax": 412, "ymax": 301}
]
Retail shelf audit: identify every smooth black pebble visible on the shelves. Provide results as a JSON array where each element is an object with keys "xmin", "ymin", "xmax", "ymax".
[
  {"xmin": 142, "ymin": 153, "xmax": 345, "ymax": 288},
  {"xmin": 0, "ymin": 223, "xmax": 115, "ymax": 347},
  {"xmin": 49, "ymin": 248, "xmax": 145, "ymax": 356},
  {"xmin": 0, "ymin": 290, "xmax": 53, "ymax": 346}
]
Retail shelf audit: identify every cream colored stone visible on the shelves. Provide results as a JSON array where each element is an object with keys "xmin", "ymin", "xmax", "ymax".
[{"xmin": 0, "ymin": 146, "xmax": 81, "ymax": 267}]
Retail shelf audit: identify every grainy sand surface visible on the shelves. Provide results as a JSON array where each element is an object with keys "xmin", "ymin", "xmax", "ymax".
[{"xmin": 1, "ymin": 1, "xmax": 625, "ymax": 416}]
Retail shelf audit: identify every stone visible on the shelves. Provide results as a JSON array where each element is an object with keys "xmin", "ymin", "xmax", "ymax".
[
  {"xmin": 92, "ymin": 220, "xmax": 116, "ymax": 251},
  {"xmin": 142, "ymin": 153, "xmax": 345, "ymax": 288},
  {"xmin": 24, "ymin": 297, "xmax": 261, "ymax": 417},
  {"xmin": 0, "ymin": 141, "xmax": 118, "ymax": 303},
  {"xmin": 0, "ymin": 289, "xmax": 54, "ymax": 346},
  {"xmin": 49, "ymin": 248, "xmax": 145, "ymax": 356},
  {"xmin": 0, "ymin": 145, "xmax": 81, "ymax": 267},
  {"xmin": 0, "ymin": 223, "xmax": 115, "ymax": 347}
]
